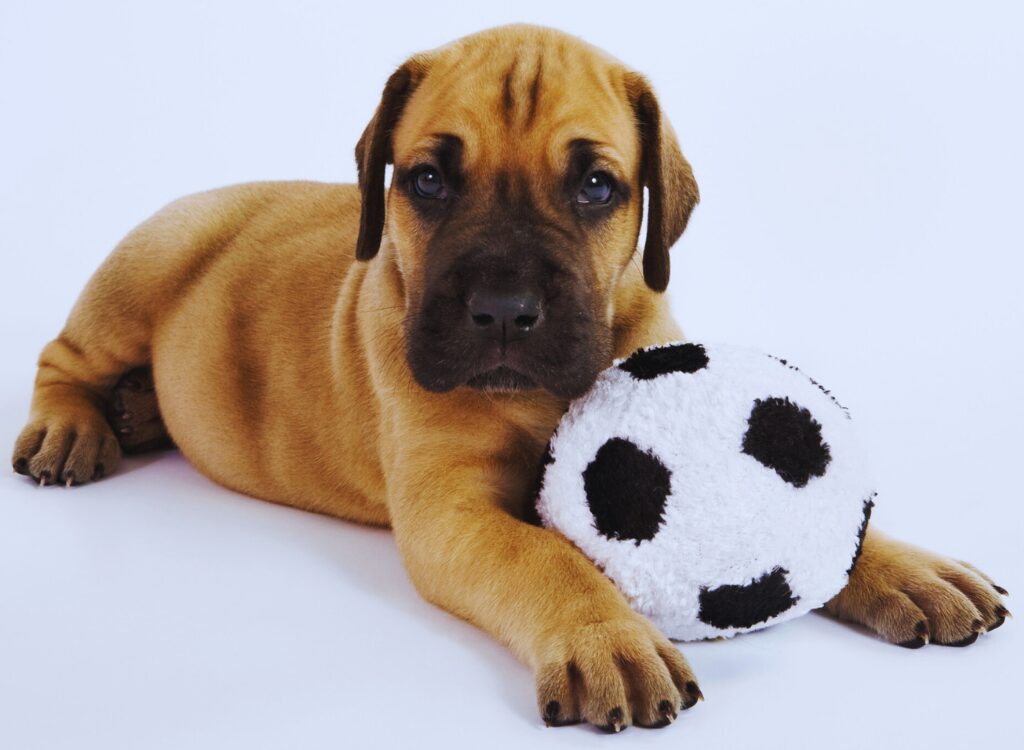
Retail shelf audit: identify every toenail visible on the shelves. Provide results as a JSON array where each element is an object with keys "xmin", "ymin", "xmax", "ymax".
[
  {"xmin": 898, "ymin": 635, "xmax": 927, "ymax": 649},
  {"xmin": 543, "ymin": 701, "xmax": 560, "ymax": 722},
  {"xmin": 944, "ymin": 631, "xmax": 980, "ymax": 647},
  {"xmin": 683, "ymin": 680, "xmax": 703, "ymax": 707},
  {"xmin": 605, "ymin": 706, "xmax": 625, "ymax": 732}
]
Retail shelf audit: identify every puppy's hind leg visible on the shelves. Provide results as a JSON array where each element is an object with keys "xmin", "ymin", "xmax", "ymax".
[{"xmin": 107, "ymin": 366, "xmax": 173, "ymax": 455}]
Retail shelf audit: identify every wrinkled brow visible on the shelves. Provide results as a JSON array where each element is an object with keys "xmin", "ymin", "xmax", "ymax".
[
  {"xmin": 401, "ymin": 133, "xmax": 463, "ymax": 168},
  {"xmin": 565, "ymin": 138, "xmax": 632, "ymax": 200}
]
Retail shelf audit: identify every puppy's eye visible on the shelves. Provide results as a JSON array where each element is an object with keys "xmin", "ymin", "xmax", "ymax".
[
  {"xmin": 577, "ymin": 171, "xmax": 614, "ymax": 205},
  {"xmin": 412, "ymin": 167, "xmax": 446, "ymax": 199}
]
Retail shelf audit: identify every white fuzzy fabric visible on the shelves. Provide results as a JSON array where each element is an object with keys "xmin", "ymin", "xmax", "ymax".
[{"xmin": 536, "ymin": 342, "xmax": 874, "ymax": 642}]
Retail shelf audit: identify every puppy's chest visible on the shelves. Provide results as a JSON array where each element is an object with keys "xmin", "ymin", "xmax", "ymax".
[{"xmin": 487, "ymin": 406, "xmax": 565, "ymax": 520}]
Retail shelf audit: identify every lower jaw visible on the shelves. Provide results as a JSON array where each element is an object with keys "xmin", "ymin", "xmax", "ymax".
[{"xmin": 464, "ymin": 366, "xmax": 538, "ymax": 392}]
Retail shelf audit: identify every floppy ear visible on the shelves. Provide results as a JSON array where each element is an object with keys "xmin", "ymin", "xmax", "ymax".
[
  {"xmin": 354, "ymin": 59, "xmax": 428, "ymax": 261},
  {"xmin": 626, "ymin": 74, "xmax": 700, "ymax": 292}
]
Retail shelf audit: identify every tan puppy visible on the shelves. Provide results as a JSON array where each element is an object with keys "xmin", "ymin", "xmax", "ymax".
[{"xmin": 12, "ymin": 25, "xmax": 1007, "ymax": 731}]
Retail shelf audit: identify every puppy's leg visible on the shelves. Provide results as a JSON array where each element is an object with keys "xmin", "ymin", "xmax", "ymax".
[
  {"xmin": 12, "ymin": 216, "xmax": 171, "ymax": 484},
  {"xmin": 389, "ymin": 463, "xmax": 701, "ymax": 731},
  {"xmin": 106, "ymin": 367, "xmax": 173, "ymax": 454},
  {"xmin": 824, "ymin": 526, "xmax": 1008, "ymax": 647},
  {"xmin": 13, "ymin": 184, "xmax": 280, "ymax": 484},
  {"xmin": 12, "ymin": 281, "xmax": 151, "ymax": 485}
]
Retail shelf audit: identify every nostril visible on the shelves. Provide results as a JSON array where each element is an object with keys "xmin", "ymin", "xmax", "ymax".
[
  {"xmin": 514, "ymin": 313, "xmax": 539, "ymax": 330},
  {"xmin": 467, "ymin": 291, "xmax": 543, "ymax": 334}
]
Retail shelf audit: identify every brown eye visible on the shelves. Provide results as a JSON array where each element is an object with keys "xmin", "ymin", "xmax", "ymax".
[
  {"xmin": 412, "ymin": 167, "xmax": 445, "ymax": 199},
  {"xmin": 578, "ymin": 171, "xmax": 614, "ymax": 204}
]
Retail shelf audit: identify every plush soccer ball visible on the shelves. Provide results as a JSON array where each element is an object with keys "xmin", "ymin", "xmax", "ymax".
[{"xmin": 536, "ymin": 342, "xmax": 875, "ymax": 642}]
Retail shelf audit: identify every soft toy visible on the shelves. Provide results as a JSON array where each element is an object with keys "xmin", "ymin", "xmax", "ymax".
[{"xmin": 536, "ymin": 342, "xmax": 875, "ymax": 642}]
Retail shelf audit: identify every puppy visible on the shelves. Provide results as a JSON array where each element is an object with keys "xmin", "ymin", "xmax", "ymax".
[{"xmin": 12, "ymin": 25, "xmax": 1007, "ymax": 731}]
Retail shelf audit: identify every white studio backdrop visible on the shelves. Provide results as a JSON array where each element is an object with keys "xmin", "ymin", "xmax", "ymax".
[{"xmin": 1, "ymin": 1, "xmax": 1021, "ymax": 749}]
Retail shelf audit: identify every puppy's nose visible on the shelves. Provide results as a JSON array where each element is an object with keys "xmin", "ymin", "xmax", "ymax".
[{"xmin": 467, "ymin": 290, "xmax": 543, "ymax": 338}]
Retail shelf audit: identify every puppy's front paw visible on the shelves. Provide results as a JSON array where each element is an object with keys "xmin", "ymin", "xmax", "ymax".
[
  {"xmin": 826, "ymin": 537, "xmax": 1008, "ymax": 648},
  {"xmin": 534, "ymin": 617, "xmax": 700, "ymax": 731}
]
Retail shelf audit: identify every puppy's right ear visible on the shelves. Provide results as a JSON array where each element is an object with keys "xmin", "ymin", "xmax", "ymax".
[{"xmin": 355, "ymin": 58, "xmax": 428, "ymax": 261}]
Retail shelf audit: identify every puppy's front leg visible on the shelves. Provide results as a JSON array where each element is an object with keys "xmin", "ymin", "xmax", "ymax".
[
  {"xmin": 388, "ymin": 460, "xmax": 701, "ymax": 731},
  {"xmin": 825, "ymin": 526, "xmax": 1009, "ymax": 647}
]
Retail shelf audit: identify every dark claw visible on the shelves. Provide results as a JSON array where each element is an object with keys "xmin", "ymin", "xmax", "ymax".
[
  {"xmin": 940, "ymin": 631, "xmax": 980, "ymax": 647},
  {"xmin": 13, "ymin": 457, "xmax": 28, "ymax": 475},
  {"xmin": 643, "ymin": 716, "xmax": 672, "ymax": 729},
  {"xmin": 543, "ymin": 701, "xmax": 560, "ymax": 725},
  {"xmin": 897, "ymin": 635, "xmax": 927, "ymax": 649},
  {"xmin": 599, "ymin": 707, "xmax": 625, "ymax": 733},
  {"xmin": 914, "ymin": 620, "xmax": 928, "ymax": 636},
  {"xmin": 988, "ymin": 616, "xmax": 1006, "ymax": 631},
  {"xmin": 993, "ymin": 585, "xmax": 1009, "ymax": 596},
  {"xmin": 682, "ymin": 680, "xmax": 703, "ymax": 709}
]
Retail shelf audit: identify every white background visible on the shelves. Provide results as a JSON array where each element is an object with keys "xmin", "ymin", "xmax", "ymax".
[{"xmin": 1, "ymin": 1, "xmax": 1022, "ymax": 748}]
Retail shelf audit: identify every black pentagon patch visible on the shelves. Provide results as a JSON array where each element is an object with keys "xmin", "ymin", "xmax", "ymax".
[
  {"xmin": 742, "ymin": 396, "xmax": 831, "ymax": 487},
  {"xmin": 698, "ymin": 567, "xmax": 800, "ymax": 630},
  {"xmin": 619, "ymin": 343, "xmax": 709, "ymax": 380},
  {"xmin": 583, "ymin": 438, "xmax": 671, "ymax": 544},
  {"xmin": 846, "ymin": 494, "xmax": 876, "ymax": 575}
]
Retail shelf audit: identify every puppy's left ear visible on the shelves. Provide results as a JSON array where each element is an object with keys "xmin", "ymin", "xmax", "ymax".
[
  {"xmin": 354, "ymin": 57, "xmax": 429, "ymax": 261},
  {"xmin": 625, "ymin": 73, "xmax": 700, "ymax": 292}
]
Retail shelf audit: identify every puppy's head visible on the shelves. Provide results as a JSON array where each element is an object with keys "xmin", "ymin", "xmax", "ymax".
[{"xmin": 355, "ymin": 25, "xmax": 698, "ymax": 399}]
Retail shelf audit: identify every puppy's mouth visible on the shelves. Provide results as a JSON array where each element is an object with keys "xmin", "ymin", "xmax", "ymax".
[
  {"xmin": 463, "ymin": 344, "xmax": 539, "ymax": 392},
  {"xmin": 465, "ymin": 365, "xmax": 537, "ymax": 392},
  {"xmin": 405, "ymin": 291, "xmax": 611, "ymax": 400}
]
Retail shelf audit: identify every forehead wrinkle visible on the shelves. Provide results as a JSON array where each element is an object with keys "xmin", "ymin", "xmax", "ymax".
[
  {"xmin": 403, "ymin": 132, "xmax": 463, "ymax": 160},
  {"xmin": 394, "ymin": 40, "xmax": 639, "ymax": 186},
  {"xmin": 589, "ymin": 149, "xmax": 629, "ymax": 179},
  {"xmin": 530, "ymin": 121, "xmax": 632, "ymax": 175},
  {"xmin": 394, "ymin": 96, "xmax": 486, "ymax": 162},
  {"xmin": 420, "ymin": 42, "xmax": 525, "ymax": 117}
]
